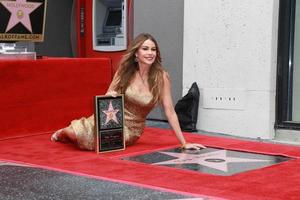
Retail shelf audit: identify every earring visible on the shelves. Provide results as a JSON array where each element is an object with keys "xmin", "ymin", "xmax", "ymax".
[{"xmin": 135, "ymin": 56, "xmax": 139, "ymax": 62}]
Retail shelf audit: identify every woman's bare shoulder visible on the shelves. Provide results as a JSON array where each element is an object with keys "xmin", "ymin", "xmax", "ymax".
[{"xmin": 162, "ymin": 70, "xmax": 170, "ymax": 82}]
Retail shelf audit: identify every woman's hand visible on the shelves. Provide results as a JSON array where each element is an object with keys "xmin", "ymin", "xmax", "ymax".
[
  {"xmin": 182, "ymin": 143, "xmax": 206, "ymax": 150},
  {"xmin": 105, "ymin": 90, "xmax": 118, "ymax": 97}
]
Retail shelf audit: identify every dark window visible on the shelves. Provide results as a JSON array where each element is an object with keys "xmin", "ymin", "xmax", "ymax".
[{"xmin": 276, "ymin": 0, "xmax": 300, "ymax": 129}]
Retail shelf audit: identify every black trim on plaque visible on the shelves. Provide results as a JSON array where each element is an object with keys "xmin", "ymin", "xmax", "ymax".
[{"xmin": 275, "ymin": 0, "xmax": 300, "ymax": 129}]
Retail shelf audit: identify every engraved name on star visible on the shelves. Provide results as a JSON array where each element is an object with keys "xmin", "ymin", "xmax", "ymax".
[
  {"xmin": 0, "ymin": 0, "xmax": 43, "ymax": 32},
  {"xmin": 153, "ymin": 150, "xmax": 272, "ymax": 172},
  {"xmin": 102, "ymin": 100, "xmax": 119, "ymax": 125}
]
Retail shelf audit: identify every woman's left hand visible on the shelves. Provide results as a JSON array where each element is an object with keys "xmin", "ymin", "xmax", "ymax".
[{"xmin": 182, "ymin": 143, "xmax": 206, "ymax": 150}]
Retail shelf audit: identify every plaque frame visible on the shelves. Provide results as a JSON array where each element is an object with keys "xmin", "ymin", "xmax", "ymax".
[{"xmin": 94, "ymin": 95, "xmax": 125, "ymax": 153}]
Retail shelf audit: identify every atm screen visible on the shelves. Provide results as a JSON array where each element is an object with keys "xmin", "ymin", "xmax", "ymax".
[{"xmin": 105, "ymin": 9, "xmax": 122, "ymax": 26}]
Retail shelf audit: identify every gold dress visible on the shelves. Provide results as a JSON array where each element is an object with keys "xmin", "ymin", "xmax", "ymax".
[{"xmin": 70, "ymin": 86, "xmax": 155, "ymax": 150}]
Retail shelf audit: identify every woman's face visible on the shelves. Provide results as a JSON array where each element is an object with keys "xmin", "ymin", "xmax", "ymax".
[{"xmin": 135, "ymin": 39, "xmax": 157, "ymax": 66}]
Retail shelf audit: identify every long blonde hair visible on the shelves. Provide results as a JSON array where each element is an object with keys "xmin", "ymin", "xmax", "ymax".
[{"xmin": 113, "ymin": 33, "xmax": 164, "ymax": 104}]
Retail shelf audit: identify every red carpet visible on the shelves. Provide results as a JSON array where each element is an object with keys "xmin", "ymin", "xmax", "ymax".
[{"xmin": 1, "ymin": 127, "xmax": 300, "ymax": 200}]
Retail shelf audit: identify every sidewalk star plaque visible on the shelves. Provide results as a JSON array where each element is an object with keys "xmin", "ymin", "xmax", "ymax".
[
  {"xmin": 0, "ymin": 0, "xmax": 47, "ymax": 42},
  {"xmin": 94, "ymin": 95, "xmax": 125, "ymax": 153}
]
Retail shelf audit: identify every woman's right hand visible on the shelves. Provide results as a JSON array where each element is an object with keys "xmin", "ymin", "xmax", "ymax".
[{"xmin": 105, "ymin": 90, "xmax": 118, "ymax": 97}]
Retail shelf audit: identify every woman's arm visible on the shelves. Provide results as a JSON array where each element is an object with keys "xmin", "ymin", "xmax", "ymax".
[
  {"xmin": 105, "ymin": 72, "xmax": 120, "ymax": 96},
  {"xmin": 160, "ymin": 71, "xmax": 205, "ymax": 149}
]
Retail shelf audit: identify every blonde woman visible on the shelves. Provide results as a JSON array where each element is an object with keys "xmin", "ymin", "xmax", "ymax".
[{"xmin": 51, "ymin": 33, "xmax": 205, "ymax": 150}]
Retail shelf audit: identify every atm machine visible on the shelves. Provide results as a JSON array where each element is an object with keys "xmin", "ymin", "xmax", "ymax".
[
  {"xmin": 93, "ymin": 0, "xmax": 127, "ymax": 51},
  {"xmin": 75, "ymin": 0, "xmax": 132, "ymax": 72}
]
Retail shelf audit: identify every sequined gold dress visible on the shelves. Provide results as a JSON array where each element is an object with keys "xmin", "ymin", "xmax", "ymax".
[{"xmin": 70, "ymin": 86, "xmax": 155, "ymax": 150}]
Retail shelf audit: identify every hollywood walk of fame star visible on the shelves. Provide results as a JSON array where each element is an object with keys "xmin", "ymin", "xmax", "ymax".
[
  {"xmin": 102, "ymin": 100, "xmax": 119, "ymax": 125},
  {"xmin": 0, "ymin": 0, "xmax": 43, "ymax": 32},
  {"xmin": 153, "ymin": 150, "xmax": 272, "ymax": 172}
]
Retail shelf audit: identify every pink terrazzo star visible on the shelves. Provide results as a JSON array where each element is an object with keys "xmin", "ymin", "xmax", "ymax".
[
  {"xmin": 1, "ymin": 0, "xmax": 43, "ymax": 32},
  {"xmin": 153, "ymin": 150, "xmax": 272, "ymax": 172},
  {"xmin": 102, "ymin": 100, "xmax": 119, "ymax": 125}
]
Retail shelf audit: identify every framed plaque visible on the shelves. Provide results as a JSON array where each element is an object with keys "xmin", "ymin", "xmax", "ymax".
[
  {"xmin": 94, "ymin": 95, "xmax": 125, "ymax": 153},
  {"xmin": 0, "ymin": 0, "xmax": 47, "ymax": 42}
]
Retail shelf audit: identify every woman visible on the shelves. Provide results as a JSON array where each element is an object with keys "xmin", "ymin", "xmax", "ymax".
[{"xmin": 51, "ymin": 33, "xmax": 205, "ymax": 150}]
